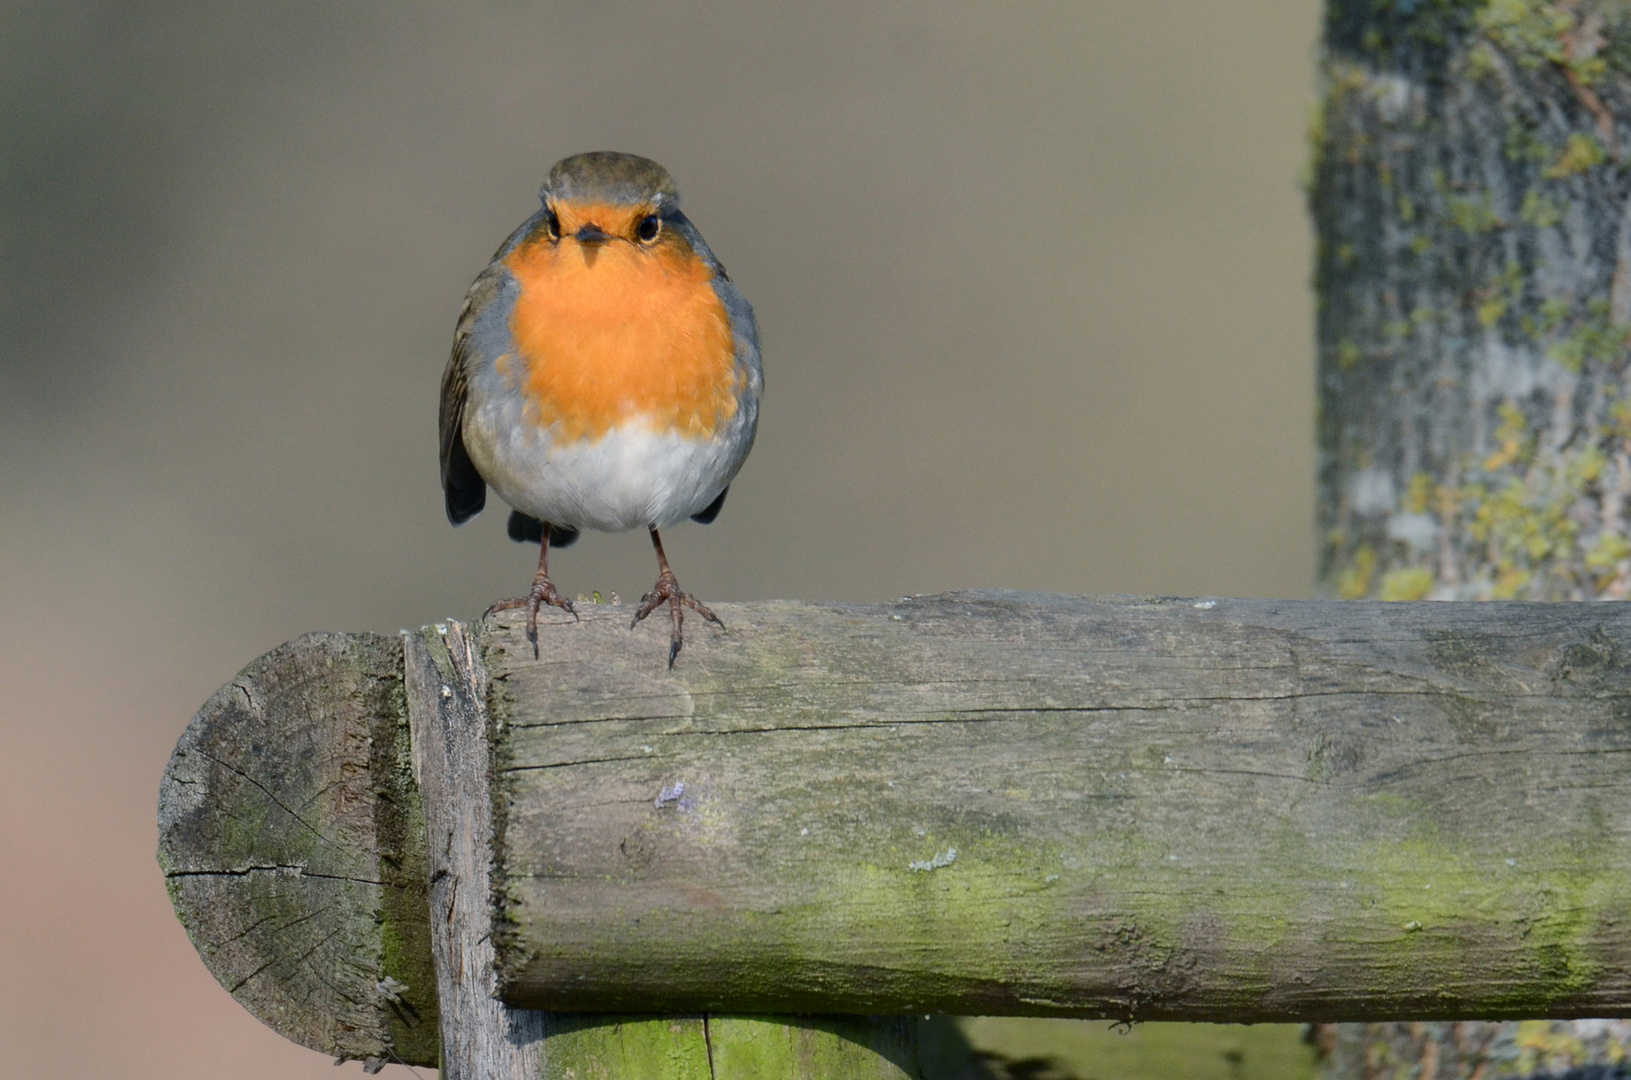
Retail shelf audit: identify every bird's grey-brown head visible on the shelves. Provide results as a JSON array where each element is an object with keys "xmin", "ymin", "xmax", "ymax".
[{"xmin": 542, "ymin": 152, "xmax": 679, "ymax": 209}]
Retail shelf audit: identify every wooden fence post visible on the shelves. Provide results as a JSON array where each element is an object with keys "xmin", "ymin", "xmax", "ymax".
[{"xmin": 159, "ymin": 593, "xmax": 1631, "ymax": 1070}]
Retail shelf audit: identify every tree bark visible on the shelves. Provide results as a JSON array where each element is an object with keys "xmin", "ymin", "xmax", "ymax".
[
  {"xmin": 1316, "ymin": 0, "xmax": 1631, "ymax": 604},
  {"xmin": 1311, "ymin": 0, "xmax": 1631, "ymax": 1073},
  {"xmin": 159, "ymin": 594, "xmax": 1631, "ymax": 1049}
]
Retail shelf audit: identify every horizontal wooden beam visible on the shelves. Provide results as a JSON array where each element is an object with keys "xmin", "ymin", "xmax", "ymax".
[{"xmin": 158, "ymin": 592, "xmax": 1631, "ymax": 1063}]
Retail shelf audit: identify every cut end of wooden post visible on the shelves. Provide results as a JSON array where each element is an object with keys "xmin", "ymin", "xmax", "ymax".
[{"xmin": 156, "ymin": 631, "xmax": 439, "ymax": 1068}]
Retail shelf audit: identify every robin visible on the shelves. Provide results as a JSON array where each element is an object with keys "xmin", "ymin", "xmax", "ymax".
[{"xmin": 439, "ymin": 151, "xmax": 761, "ymax": 666}]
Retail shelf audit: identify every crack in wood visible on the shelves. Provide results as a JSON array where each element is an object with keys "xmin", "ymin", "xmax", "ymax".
[
  {"xmin": 166, "ymin": 866, "xmax": 393, "ymax": 887},
  {"xmin": 200, "ymin": 750, "xmax": 338, "ymax": 847}
]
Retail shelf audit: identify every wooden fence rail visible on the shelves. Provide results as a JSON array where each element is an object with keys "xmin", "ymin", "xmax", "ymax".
[{"xmin": 157, "ymin": 592, "xmax": 1631, "ymax": 1073}]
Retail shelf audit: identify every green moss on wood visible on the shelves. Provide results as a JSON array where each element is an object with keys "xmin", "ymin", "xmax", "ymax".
[
  {"xmin": 480, "ymin": 600, "xmax": 1631, "ymax": 1023},
  {"xmin": 538, "ymin": 1015, "xmax": 918, "ymax": 1079},
  {"xmin": 707, "ymin": 1017, "xmax": 920, "ymax": 1079},
  {"xmin": 541, "ymin": 1016, "xmax": 713, "ymax": 1080},
  {"xmin": 369, "ymin": 667, "xmax": 439, "ymax": 1065}
]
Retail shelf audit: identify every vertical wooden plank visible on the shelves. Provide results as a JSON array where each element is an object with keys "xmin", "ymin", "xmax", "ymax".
[{"xmin": 404, "ymin": 620, "xmax": 545, "ymax": 1079}]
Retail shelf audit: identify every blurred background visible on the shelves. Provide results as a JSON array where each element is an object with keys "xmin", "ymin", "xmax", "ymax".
[{"xmin": 0, "ymin": 1, "xmax": 1319, "ymax": 1076}]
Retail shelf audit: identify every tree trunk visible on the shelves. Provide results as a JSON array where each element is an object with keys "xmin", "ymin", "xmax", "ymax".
[{"xmin": 1311, "ymin": 0, "xmax": 1631, "ymax": 1074}]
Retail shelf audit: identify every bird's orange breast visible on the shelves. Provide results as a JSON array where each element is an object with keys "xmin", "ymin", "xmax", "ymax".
[{"xmin": 502, "ymin": 223, "xmax": 738, "ymax": 443}]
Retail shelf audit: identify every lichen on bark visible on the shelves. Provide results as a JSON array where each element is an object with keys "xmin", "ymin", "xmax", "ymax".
[
  {"xmin": 1315, "ymin": 0, "xmax": 1631, "ymax": 604},
  {"xmin": 1313, "ymin": 1, "xmax": 1631, "ymax": 1077}
]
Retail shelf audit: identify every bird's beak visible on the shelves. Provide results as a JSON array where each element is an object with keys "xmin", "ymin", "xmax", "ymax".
[{"xmin": 574, "ymin": 224, "xmax": 612, "ymax": 245}]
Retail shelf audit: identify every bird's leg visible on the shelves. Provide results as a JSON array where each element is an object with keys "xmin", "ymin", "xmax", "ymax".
[
  {"xmin": 485, "ymin": 522, "xmax": 577, "ymax": 656},
  {"xmin": 632, "ymin": 527, "xmax": 724, "ymax": 668}
]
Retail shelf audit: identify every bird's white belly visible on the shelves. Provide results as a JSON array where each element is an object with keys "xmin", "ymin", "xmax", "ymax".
[{"xmin": 466, "ymin": 398, "xmax": 740, "ymax": 532}]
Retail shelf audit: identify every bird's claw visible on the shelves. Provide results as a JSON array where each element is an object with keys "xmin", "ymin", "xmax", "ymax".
[
  {"xmin": 631, "ymin": 570, "xmax": 724, "ymax": 668},
  {"xmin": 486, "ymin": 578, "xmax": 577, "ymax": 657}
]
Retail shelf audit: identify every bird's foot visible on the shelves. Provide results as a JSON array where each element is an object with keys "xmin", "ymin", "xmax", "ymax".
[
  {"xmin": 631, "ymin": 570, "xmax": 724, "ymax": 668},
  {"xmin": 485, "ymin": 577, "xmax": 577, "ymax": 657}
]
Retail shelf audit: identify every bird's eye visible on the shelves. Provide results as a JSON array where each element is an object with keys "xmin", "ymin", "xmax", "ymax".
[
  {"xmin": 636, "ymin": 215, "xmax": 661, "ymax": 243},
  {"xmin": 545, "ymin": 210, "xmax": 561, "ymax": 241}
]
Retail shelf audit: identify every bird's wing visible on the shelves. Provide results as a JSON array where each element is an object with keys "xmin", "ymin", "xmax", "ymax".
[
  {"xmin": 690, "ymin": 485, "xmax": 729, "ymax": 524},
  {"xmin": 439, "ymin": 268, "xmax": 505, "ymax": 525}
]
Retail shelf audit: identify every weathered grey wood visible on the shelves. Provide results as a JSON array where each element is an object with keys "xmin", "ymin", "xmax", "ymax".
[
  {"xmin": 402, "ymin": 622, "xmax": 917, "ymax": 1078},
  {"xmin": 156, "ymin": 632, "xmax": 438, "ymax": 1070},
  {"xmin": 158, "ymin": 620, "xmax": 923, "ymax": 1076},
  {"xmin": 403, "ymin": 621, "xmax": 545, "ymax": 1079},
  {"xmin": 487, "ymin": 592, "xmax": 1631, "ymax": 1022},
  {"xmin": 159, "ymin": 593, "xmax": 1631, "ymax": 1049}
]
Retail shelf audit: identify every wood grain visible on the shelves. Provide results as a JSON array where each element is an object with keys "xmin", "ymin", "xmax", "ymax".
[
  {"xmin": 404, "ymin": 621, "xmax": 545, "ymax": 1079},
  {"xmin": 156, "ymin": 632, "xmax": 437, "ymax": 1069},
  {"xmin": 487, "ymin": 592, "xmax": 1631, "ymax": 1022}
]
